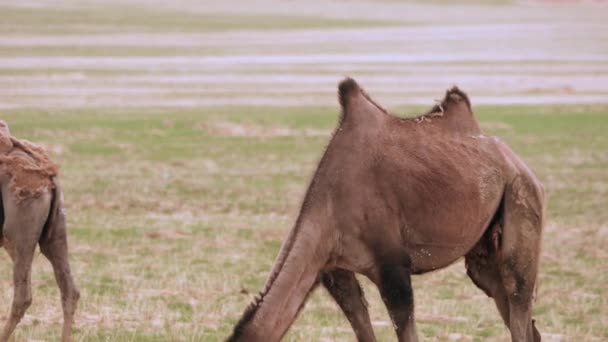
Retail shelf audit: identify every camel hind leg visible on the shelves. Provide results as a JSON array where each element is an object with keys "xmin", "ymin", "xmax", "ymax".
[
  {"xmin": 500, "ymin": 174, "xmax": 543, "ymax": 342},
  {"xmin": 39, "ymin": 209, "xmax": 80, "ymax": 342},
  {"xmin": 322, "ymin": 269, "xmax": 376, "ymax": 342},
  {"xmin": 0, "ymin": 193, "xmax": 50, "ymax": 342},
  {"xmin": 466, "ymin": 229, "xmax": 541, "ymax": 342},
  {"xmin": 468, "ymin": 174, "xmax": 543, "ymax": 342}
]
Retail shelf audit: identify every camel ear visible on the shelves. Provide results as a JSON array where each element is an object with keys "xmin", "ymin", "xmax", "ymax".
[{"xmin": 338, "ymin": 78, "xmax": 385, "ymax": 126}]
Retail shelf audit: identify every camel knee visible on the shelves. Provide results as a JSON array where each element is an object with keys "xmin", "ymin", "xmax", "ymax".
[
  {"xmin": 72, "ymin": 286, "xmax": 81, "ymax": 302},
  {"xmin": 502, "ymin": 264, "xmax": 539, "ymax": 342},
  {"xmin": 63, "ymin": 286, "xmax": 80, "ymax": 303},
  {"xmin": 58, "ymin": 282, "xmax": 80, "ymax": 317},
  {"xmin": 501, "ymin": 258, "xmax": 536, "ymax": 304},
  {"xmin": 67, "ymin": 286, "xmax": 80, "ymax": 309},
  {"xmin": 11, "ymin": 296, "xmax": 32, "ymax": 319}
]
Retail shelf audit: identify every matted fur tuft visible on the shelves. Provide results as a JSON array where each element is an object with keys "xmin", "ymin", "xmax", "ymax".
[
  {"xmin": 227, "ymin": 292, "xmax": 265, "ymax": 341},
  {"xmin": 424, "ymin": 86, "xmax": 472, "ymax": 116},
  {"xmin": 0, "ymin": 136, "xmax": 58, "ymax": 201},
  {"xmin": 445, "ymin": 86, "xmax": 471, "ymax": 109}
]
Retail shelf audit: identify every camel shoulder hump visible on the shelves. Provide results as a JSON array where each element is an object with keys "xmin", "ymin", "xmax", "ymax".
[{"xmin": 338, "ymin": 77, "xmax": 387, "ymax": 128}]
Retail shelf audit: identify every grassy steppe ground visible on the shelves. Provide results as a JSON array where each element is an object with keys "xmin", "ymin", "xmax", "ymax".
[
  {"xmin": 0, "ymin": 104, "xmax": 606, "ymax": 341},
  {"xmin": 1, "ymin": 0, "xmax": 607, "ymax": 341}
]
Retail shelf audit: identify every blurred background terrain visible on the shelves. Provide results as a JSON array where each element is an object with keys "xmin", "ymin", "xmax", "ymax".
[{"xmin": 0, "ymin": 0, "xmax": 606, "ymax": 341}]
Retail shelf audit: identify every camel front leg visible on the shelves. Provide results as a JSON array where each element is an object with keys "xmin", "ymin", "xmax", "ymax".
[
  {"xmin": 374, "ymin": 261, "xmax": 418, "ymax": 342},
  {"xmin": 227, "ymin": 220, "xmax": 333, "ymax": 342},
  {"xmin": 322, "ymin": 269, "xmax": 376, "ymax": 342},
  {"xmin": 40, "ymin": 229, "xmax": 80, "ymax": 342}
]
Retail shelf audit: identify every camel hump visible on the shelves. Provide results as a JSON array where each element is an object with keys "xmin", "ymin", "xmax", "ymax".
[
  {"xmin": 337, "ymin": 77, "xmax": 386, "ymax": 127},
  {"xmin": 424, "ymin": 86, "xmax": 480, "ymax": 134},
  {"xmin": 445, "ymin": 86, "xmax": 471, "ymax": 110},
  {"xmin": 338, "ymin": 77, "xmax": 360, "ymax": 109}
]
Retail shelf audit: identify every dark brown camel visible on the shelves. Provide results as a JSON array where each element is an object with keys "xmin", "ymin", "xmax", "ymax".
[
  {"xmin": 228, "ymin": 78, "xmax": 544, "ymax": 342},
  {"xmin": 0, "ymin": 120, "xmax": 80, "ymax": 342}
]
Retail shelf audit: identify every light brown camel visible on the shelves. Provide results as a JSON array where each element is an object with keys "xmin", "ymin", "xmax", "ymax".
[
  {"xmin": 228, "ymin": 79, "xmax": 544, "ymax": 342},
  {"xmin": 0, "ymin": 120, "xmax": 79, "ymax": 342}
]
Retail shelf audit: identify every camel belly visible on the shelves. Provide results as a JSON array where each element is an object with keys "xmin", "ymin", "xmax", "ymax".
[
  {"xmin": 406, "ymin": 233, "xmax": 483, "ymax": 274},
  {"xmin": 396, "ymin": 158, "xmax": 503, "ymax": 272},
  {"xmin": 333, "ymin": 208, "xmax": 496, "ymax": 277},
  {"xmin": 365, "ymin": 171, "xmax": 503, "ymax": 274},
  {"xmin": 401, "ymin": 192, "xmax": 501, "ymax": 273}
]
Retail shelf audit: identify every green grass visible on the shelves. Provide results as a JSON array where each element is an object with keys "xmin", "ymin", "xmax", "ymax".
[{"xmin": 0, "ymin": 104, "xmax": 606, "ymax": 340}]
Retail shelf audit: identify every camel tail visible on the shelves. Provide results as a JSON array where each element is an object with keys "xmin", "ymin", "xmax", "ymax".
[
  {"xmin": 228, "ymin": 218, "xmax": 328, "ymax": 341},
  {"xmin": 40, "ymin": 178, "xmax": 64, "ymax": 245}
]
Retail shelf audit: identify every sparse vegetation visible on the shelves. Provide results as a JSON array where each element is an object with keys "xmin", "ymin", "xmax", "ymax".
[
  {"xmin": 0, "ymin": 105, "xmax": 607, "ymax": 341},
  {"xmin": 1, "ymin": 0, "xmax": 606, "ymax": 340}
]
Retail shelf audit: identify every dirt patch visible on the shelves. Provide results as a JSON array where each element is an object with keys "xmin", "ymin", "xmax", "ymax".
[
  {"xmin": 145, "ymin": 229, "xmax": 190, "ymax": 240},
  {"xmin": 202, "ymin": 121, "xmax": 330, "ymax": 138}
]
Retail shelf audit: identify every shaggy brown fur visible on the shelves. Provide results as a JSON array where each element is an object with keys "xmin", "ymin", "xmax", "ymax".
[
  {"xmin": 0, "ymin": 137, "xmax": 59, "ymax": 201},
  {"xmin": 0, "ymin": 120, "xmax": 79, "ymax": 342},
  {"xmin": 228, "ymin": 78, "xmax": 544, "ymax": 342},
  {"xmin": 0, "ymin": 120, "xmax": 58, "ymax": 201}
]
